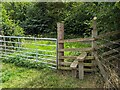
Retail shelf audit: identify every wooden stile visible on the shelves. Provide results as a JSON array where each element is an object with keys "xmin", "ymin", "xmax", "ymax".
[
  {"xmin": 70, "ymin": 52, "xmax": 87, "ymax": 79},
  {"xmin": 56, "ymin": 19, "xmax": 98, "ymax": 79}
]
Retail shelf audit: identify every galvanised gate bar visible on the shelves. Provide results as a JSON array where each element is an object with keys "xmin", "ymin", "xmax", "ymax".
[{"xmin": 0, "ymin": 35, "xmax": 57, "ymax": 69}]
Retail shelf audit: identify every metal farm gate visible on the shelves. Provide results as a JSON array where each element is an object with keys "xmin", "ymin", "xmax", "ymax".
[{"xmin": 0, "ymin": 35, "xmax": 57, "ymax": 69}]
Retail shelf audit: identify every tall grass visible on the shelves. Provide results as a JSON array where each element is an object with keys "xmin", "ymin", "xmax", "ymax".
[{"xmin": 2, "ymin": 62, "xmax": 102, "ymax": 88}]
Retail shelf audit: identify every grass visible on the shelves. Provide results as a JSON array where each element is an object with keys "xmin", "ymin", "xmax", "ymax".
[
  {"xmin": 1, "ymin": 62, "xmax": 103, "ymax": 88},
  {"xmin": 1, "ymin": 38, "xmax": 103, "ymax": 88}
]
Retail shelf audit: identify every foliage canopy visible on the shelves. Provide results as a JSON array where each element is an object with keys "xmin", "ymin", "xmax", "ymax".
[{"xmin": 1, "ymin": 2, "xmax": 120, "ymax": 37}]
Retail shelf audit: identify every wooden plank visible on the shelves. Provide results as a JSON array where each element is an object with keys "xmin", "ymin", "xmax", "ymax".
[
  {"xmin": 94, "ymin": 52, "xmax": 108, "ymax": 81},
  {"xmin": 58, "ymin": 66, "xmax": 71, "ymax": 70},
  {"xmin": 84, "ymin": 63, "xmax": 94, "ymax": 67},
  {"xmin": 77, "ymin": 52, "xmax": 87, "ymax": 79},
  {"xmin": 102, "ymin": 47, "xmax": 120, "ymax": 57},
  {"xmin": 96, "ymin": 39, "xmax": 120, "ymax": 50},
  {"xmin": 59, "ymin": 48, "xmax": 93, "ymax": 52},
  {"xmin": 57, "ymin": 22, "xmax": 64, "ymax": 67},
  {"xmin": 59, "ymin": 37, "xmax": 95, "ymax": 43},
  {"xmin": 59, "ymin": 66, "xmax": 95, "ymax": 72},
  {"xmin": 60, "ymin": 62, "xmax": 71, "ymax": 66},
  {"xmin": 72, "ymin": 69, "xmax": 77, "ymax": 78},
  {"xmin": 78, "ymin": 62, "xmax": 84, "ymax": 79},
  {"xmin": 60, "ymin": 56, "xmax": 77, "ymax": 59},
  {"xmin": 105, "ymin": 54, "xmax": 120, "ymax": 61},
  {"xmin": 85, "ymin": 56, "xmax": 95, "ymax": 60},
  {"xmin": 77, "ymin": 52, "xmax": 87, "ymax": 61},
  {"xmin": 96, "ymin": 30, "xmax": 120, "ymax": 39},
  {"xmin": 70, "ymin": 58, "xmax": 79, "ymax": 78},
  {"xmin": 59, "ymin": 56, "xmax": 94, "ymax": 60},
  {"xmin": 70, "ymin": 60, "xmax": 78, "ymax": 69},
  {"xmin": 84, "ymin": 68, "xmax": 97, "ymax": 72},
  {"xmin": 61, "ymin": 62, "xmax": 93, "ymax": 67}
]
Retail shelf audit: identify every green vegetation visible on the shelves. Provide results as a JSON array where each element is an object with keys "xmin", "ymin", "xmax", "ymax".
[
  {"xmin": 2, "ymin": 2, "xmax": 120, "ymax": 37},
  {"xmin": 2, "ymin": 4, "xmax": 24, "ymax": 36},
  {"xmin": 1, "ymin": 1, "xmax": 120, "ymax": 88},
  {"xmin": 2, "ymin": 62, "xmax": 103, "ymax": 88}
]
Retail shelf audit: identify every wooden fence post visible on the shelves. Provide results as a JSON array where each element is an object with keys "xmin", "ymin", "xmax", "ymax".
[
  {"xmin": 78, "ymin": 61, "xmax": 84, "ymax": 79},
  {"xmin": 92, "ymin": 17, "xmax": 109, "ymax": 83},
  {"xmin": 57, "ymin": 22, "xmax": 64, "ymax": 68},
  {"xmin": 91, "ymin": 17, "xmax": 97, "ymax": 70},
  {"xmin": 92, "ymin": 17, "xmax": 97, "ymax": 48}
]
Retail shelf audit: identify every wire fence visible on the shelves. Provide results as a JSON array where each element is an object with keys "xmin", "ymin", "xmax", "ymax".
[
  {"xmin": 0, "ymin": 35, "xmax": 57, "ymax": 69},
  {"xmin": 96, "ymin": 31, "xmax": 120, "ymax": 88}
]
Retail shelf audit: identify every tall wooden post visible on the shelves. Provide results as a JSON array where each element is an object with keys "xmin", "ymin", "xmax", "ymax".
[
  {"xmin": 92, "ymin": 17, "xmax": 97, "ymax": 69},
  {"xmin": 92, "ymin": 17, "xmax": 109, "ymax": 85},
  {"xmin": 92, "ymin": 17, "xmax": 97, "ymax": 47},
  {"xmin": 57, "ymin": 22, "xmax": 64, "ymax": 69}
]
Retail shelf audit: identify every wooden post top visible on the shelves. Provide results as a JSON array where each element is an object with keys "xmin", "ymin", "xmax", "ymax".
[
  {"xmin": 92, "ymin": 17, "xmax": 97, "ymax": 38},
  {"xmin": 57, "ymin": 22, "xmax": 64, "ymax": 32},
  {"xmin": 93, "ymin": 17, "xmax": 97, "ymax": 20},
  {"xmin": 57, "ymin": 21, "xmax": 64, "ymax": 24}
]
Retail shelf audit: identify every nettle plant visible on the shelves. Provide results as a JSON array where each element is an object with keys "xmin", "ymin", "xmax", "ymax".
[{"xmin": 2, "ymin": 53, "xmax": 47, "ymax": 69}]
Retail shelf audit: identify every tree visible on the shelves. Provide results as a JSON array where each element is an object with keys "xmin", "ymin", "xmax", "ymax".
[{"xmin": 2, "ymin": 4, "xmax": 24, "ymax": 36}]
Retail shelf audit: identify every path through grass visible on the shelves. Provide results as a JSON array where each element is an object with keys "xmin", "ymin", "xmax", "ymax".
[{"xmin": 1, "ymin": 62, "xmax": 103, "ymax": 88}]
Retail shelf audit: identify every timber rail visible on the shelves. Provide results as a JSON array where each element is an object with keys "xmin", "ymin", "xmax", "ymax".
[{"xmin": 57, "ymin": 17, "xmax": 120, "ymax": 89}]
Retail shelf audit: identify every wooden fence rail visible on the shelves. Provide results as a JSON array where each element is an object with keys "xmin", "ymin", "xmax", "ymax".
[
  {"xmin": 95, "ymin": 30, "xmax": 120, "ymax": 39},
  {"xmin": 59, "ymin": 37, "xmax": 94, "ymax": 43},
  {"xmin": 57, "ymin": 17, "xmax": 120, "ymax": 87},
  {"xmin": 58, "ymin": 48, "xmax": 93, "ymax": 52},
  {"xmin": 57, "ymin": 17, "xmax": 100, "ymax": 79},
  {"xmin": 59, "ymin": 56, "xmax": 94, "ymax": 60},
  {"xmin": 93, "ymin": 26, "xmax": 120, "ymax": 88}
]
